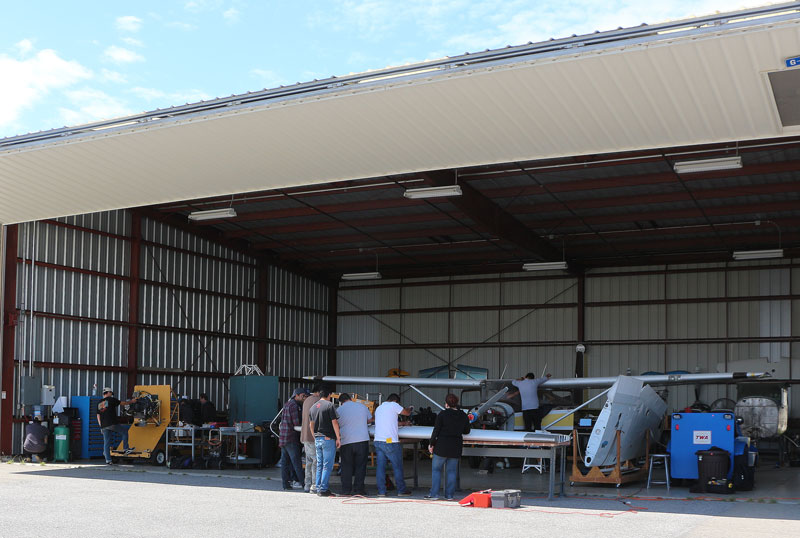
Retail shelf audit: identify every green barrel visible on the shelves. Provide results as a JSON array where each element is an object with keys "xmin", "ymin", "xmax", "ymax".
[{"xmin": 53, "ymin": 425, "xmax": 70, "ymax": 462}]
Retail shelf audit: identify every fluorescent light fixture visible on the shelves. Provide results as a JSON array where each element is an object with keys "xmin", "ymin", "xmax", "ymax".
[
  {"xmin": 522, "ymin": 261, "xmax": 569, "ymax": 271},
  {"xmin": 341, "ymin": 271, "xmax": 382, "ymax": 281},
  {"xmin": 673, "ymin": 156, "xmax": 742, "ymax": 174},
  {"xmin": 188, "ymin": 207, "xmax": 237, "ymax": 221},
  {"xmin": 732, "ymin": 249, "xmax": 784, "ymax": 260},
  {"xmin": 403, "ymin": 185, "xmax": 463, "ymax": 199}
]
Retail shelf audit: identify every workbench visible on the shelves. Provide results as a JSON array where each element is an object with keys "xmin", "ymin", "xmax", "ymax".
[
  {"xmin": 394, "ymin": 435, "xmax": 570, "ymax": 500},
  {"xmin": 165, "ymin": 426, "xmax": 212, "ymax": 462},
  {"xmin": 219, "ymin": 429, "xmax": 270, "ymax": 469},
  {"xmin": 460, "ymin": 439, "xmax": 570, "ymax": 500}
]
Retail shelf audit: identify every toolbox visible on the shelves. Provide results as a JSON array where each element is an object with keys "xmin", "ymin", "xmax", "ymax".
[{"xmin": 491, "ymin": 489, "xmax": 522, "ymax": 508}]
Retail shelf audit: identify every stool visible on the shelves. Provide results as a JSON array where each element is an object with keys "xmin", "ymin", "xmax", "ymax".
[{"xmin": 647, "ymin": 453, "xmax": 670, "ymax": 490}]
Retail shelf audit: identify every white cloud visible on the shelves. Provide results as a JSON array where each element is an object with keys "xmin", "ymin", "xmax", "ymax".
[
  {"xmin": 129, "ymin": 86, "xmax": 211, "ymax": 105},
  {"xmin": 250, "ymin": 69, "xmax": 288, "ymax": 88},
  {"xmin": 103, "ymin": 45, "xmax": 144, "ymax": 64},
  {"xmin": 184, "ymin": 0, "xmax": 223, "ymax": 13},
  {"xmin": 100, "ymin": 68, "xmax": 127, "ymax": 84},
  {"xmin": 167, "ymin": 21, "xmax": 196, "ymax": 31},
  {"xmin": 223, "ymin": 8, "xmax": 240, "ymax": 22},
  {"xmin": 116, "ymin": 15, "xmax": 143, "ymax": 32},
  {"xmin": 14, "ymin": 39, "xmax": 34, "ymax": 56},
  {"xmin": 59, "ymin": 88, "xmax": 135, "ymax": 126},
  {"xmin": 121, "ymin": 37, "xmax": 144, "ymax": 47},
  {"xmin": 0, "ymin": 48, "xmax": 93, "ymax": 128}
]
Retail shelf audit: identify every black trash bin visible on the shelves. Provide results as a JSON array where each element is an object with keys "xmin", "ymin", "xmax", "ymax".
[{"xmin": 695, "ymin": 448, "xmax": 731, "ymax": 493}]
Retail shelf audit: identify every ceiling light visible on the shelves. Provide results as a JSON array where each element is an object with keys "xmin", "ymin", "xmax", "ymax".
[
  {"xmin": 673, "ymin": 156, "xmax": 742, "ymax": 174},
  {"xmin": 732, "ymin": 249, "xmax": 783, "ymax": 261},
  {"xmin": 188, "ymin": 207, "xmax": 237, "ymax": 221},
  {"xmin": 522, "ymin": 261, "xmax": 569, "ymax": 271},
  {"xmin": 341, "ymin": 271, "xmax": 382, "ymax": 281},
  {"xmin": 403, "ymin": 185, "xmax": 463, "ymax": 199}
]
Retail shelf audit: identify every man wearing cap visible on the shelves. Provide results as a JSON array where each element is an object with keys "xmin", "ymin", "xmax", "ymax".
[
  {"xmin": 96, "ymin": 388, "xmax": 138, "ymax": 464},
  {"xmin": 300, "ymin": 385, "xmax": 322, "ymax": 492},
  {"xmin": 279, "ymin": 387, "xmax": 309, "ymax": 490}
]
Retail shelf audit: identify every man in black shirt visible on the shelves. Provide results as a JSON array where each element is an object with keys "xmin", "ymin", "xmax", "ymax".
[
  {"xmin": 308, "ymin": 388, "xmax": 340, "ymax": 496},
  {"xmin": 199, "ymin": 393, "xmax": 216, "ymax": 424},
  {"xmin": 425, "ymin": 393, "xmax": 471, "ymax": 500},
  {"xmin": 97, "ymin": 387, "xmax": 138, "ymax": 464}
]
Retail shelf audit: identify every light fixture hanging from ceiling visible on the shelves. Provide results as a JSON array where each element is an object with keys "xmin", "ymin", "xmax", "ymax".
[
  {"xmin": 673, "ymin": 156, "xmax": 742, "ymax": 174},
  {"xmin": 403, "ymin": 185, "xmax": 463, "ymax": 199},
  {"xmin": 403, "ymin": 169, "xmax": 462, "ymax": 199},
  {"xmin": 732, "ymin": 249, "xmax": 784, "ymax": 260},
  {"xmin": 732, "ymin": 220, "xmax": 784, "ymax": 260},
  {"xmin": 522, "ymin": 261, "xmax": 569, "ymax": 271},
  {"xmin": 342, "ymin": 249, "xmax": 382, "ymax": 281},
  {"xmin": 187, "ymin": 207, "xmax": 237, "ymax": 221}
]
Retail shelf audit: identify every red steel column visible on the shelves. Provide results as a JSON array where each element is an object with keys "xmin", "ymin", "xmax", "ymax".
[
  {"xmin": 126, "ymin": 214, "xmax": 141, "ymax": 395},
  {"xmin": 1, "ymin": 225, "xmax": 19, "ymax": 455}
]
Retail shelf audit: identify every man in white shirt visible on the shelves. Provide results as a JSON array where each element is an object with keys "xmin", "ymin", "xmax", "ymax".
[
  {"xmin": 507, "ymin": 372, "xmax": 552, "ymax": 431},
  {"xmin": 336, "ymin": 393, "xmax": 372, "ymax": 495},
  {"xmin": 373, "ymin": 393, "xmax": 413, "ymax": 496}
]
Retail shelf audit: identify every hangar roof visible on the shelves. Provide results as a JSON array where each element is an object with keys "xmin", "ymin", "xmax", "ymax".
[{"xmin": 4, "ymin": 3, "xmax": 800, "ymax": 278}]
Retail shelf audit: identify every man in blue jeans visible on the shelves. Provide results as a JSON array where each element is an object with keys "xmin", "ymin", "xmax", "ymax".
[
  {"xmin": 279, "ymin": 387, "xmax": 309, "ymax": 490},
  {"xmin": 308, "ymin": 388, "xmax": 341, "ymax": 497},
  {"xmin": 96, "ymin": 387, "xmax": 138, "ymax": 464},
  {"xmin": 373, "ymin": 393, "xmax": 413, "ymax": 497}
]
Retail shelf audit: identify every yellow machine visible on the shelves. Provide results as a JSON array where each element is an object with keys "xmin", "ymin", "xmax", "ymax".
[
  {"xmin": 110, "ymin": 385, "xmax": 178, "ymax": 465},
  {"xmin": 332, "ymin": 392, "xmax": 377, "ymax": 414}
]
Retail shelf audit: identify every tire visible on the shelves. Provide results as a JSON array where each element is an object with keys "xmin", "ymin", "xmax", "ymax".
[
  {"xmin": 151, "ymin": 450, "xmax": 166, "ymax": 466},
  {"xmin": 217, "ymin": 459, "xmax": 225, "ymax": 471}
]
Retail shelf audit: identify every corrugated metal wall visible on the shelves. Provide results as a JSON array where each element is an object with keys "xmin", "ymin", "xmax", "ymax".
[
  {"xmin": 6, "ymin": 211, "xmax": 331, "ymax": 452},
  {"xmin": 338, "ymin": 262, "xmax": 799, "ymax": 416}
]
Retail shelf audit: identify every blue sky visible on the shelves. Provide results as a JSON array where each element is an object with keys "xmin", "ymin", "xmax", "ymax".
[{"xmin": 0, "ymin": 0, "xmax": 756, "ymax": 139}]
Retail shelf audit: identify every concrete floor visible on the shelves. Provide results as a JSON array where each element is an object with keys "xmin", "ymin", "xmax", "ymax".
[{"xmin": 1, "ymin": 457, "xmax": 798, "ymax": 538}]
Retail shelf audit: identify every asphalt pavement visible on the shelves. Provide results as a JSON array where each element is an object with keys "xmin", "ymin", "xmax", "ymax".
[{"xmin": 1, "ymin": 462, "xmax": 798, "ymax": 538}]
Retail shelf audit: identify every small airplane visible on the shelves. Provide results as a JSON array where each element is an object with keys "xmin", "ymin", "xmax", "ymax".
[{"xmin": 305, "ymin": 371, "xmax": 769, "ymax": 467}]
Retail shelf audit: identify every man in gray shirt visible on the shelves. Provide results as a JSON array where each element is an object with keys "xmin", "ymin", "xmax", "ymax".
[
  {"xmin": 336, "ymin": 393, "xmax": 372, "ymax": 495},
  {"xmin": 507, "ymin": 372, "xmax": 552, "ymax": 431},
  {"xmin": 23, "ymin": 417, "xmax": 49, "ymax": 462}
]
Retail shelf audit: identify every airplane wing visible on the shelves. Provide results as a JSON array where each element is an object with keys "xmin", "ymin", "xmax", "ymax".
[
  {"xmin": 304, "ymin": 375, "xmax": 481, "ymax": 388},
  {"xmin": 305, "ymin": 372, "xmax": 769, "ymax": 390},
  {"xmin": 368, "ymin": 425, "xmax": 569, "ymax": 444}
]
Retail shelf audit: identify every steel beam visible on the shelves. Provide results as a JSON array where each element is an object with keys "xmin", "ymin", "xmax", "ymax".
[
  {"xmin": 126, "ymin": 214, "xmax": 141, "ymax": 395},
  {"xmin": 1, "ymin": 226, "xmax": 17, "ymax": 455},
  {"xmin": 424, "ymin": 170, "xmax": 560, "ymax": 261}
]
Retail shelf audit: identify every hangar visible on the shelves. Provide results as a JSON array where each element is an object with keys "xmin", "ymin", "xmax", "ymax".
[{"xmin": 1, "ymin": 1, "xmax": 799, "ymax": 486}]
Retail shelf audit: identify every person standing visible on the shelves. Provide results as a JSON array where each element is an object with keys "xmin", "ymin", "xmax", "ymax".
[
  {"xmin": 373, "ymin": 393, "xmax": 413, "ymax": 497},
  {"xmin": 96, "ymin": 388, "xmax": 137, "ymax": 464},
  {"xmin": 279, "ymin": 388, "xmax": 309, "ymax": 490},
  {"xmin": 198, "ymin": 393, "xmax": 216, "ymax": 424},
  {"xmin": 335, "ymin": 393, "xmax": 372, "ymax": 496},
  {"xmin": 301, "ymin": 385, "xmax": 321, "ymax": 492},
  {"xmin": 425, "ymin": 394, "xmax": 471, "ymax": 500},
  {"xmin": 507, "ymin": 372, "xmax": 552, "ymax": 431},
  {"xmin": 308, "ymin": 388, "xmax": 341, "ymax": 497},
  {"xmin": 23, "ymin": 417, "xmax": 49, "ymax": 462}
]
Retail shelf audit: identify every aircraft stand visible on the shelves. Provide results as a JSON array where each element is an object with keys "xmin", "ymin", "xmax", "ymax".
[{"xmin": 569, "ymin": 429, "xmax": 650, "ymax": 488}]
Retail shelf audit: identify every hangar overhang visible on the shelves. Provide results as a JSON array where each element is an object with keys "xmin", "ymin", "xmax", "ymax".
[{"xmin": 1, "ymin": 3, "xmax": 800, "ymax": 228}]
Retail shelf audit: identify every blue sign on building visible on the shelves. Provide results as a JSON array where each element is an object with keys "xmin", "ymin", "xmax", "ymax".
[{"xmin": 786, "ymin": 56, "xmax": 800, "ymax": 68}]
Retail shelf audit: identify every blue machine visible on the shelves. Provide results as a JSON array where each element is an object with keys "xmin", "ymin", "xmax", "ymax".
[
  {"xmin": 668, "ymin": 412, "xmax": 749, "ymax": 479},
  {"xmin": 73, "ymin": 396, "xmax": 129, "ymax": 459}
]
